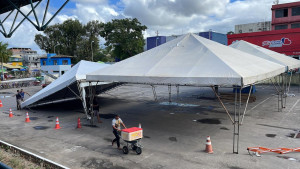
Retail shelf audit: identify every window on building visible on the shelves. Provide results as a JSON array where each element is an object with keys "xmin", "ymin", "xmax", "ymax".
[
  {"xmin": 239, "ymin": 30, "xmax": 242, "ymax": 33},
  {"xmin": 292, "ymin": 7, "xmax": 300, "ymax": 16},
  {"xmin": 62, "ymin": 60, "xmax": 68, "ymax": 65},
  {"xmin": 291, "ymin": 23, "xmax": 300, "ymax": 29},
  {"xmin": 53, "ymin": 60, "xmax": 57, "ymax": 65},
  {"xmin": 42, "ymin": 60, "xmax": 46, "ymax": 65},
  {"xmin": 249, "ymin": 29, "xmax": 253, "ymax": 32},
  {"xmin": 275, "ymin": 8, "xmax": 288, "ymax": 18},
  {"xmin": 275, "ymin": 24, "xmax": 288, "ymax": 30}
]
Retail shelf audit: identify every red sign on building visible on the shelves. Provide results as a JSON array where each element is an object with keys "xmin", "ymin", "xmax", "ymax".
[{"xmin": 228, "ymin": 28, "xmax": 300, "ymax": 57}]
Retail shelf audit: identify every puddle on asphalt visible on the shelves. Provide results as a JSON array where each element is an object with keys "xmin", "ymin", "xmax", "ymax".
[
  {"xmin": 48, "ymin": 120, "xmax": 53, "ymax": 122},
  {"xmin": 0, "ymin": 92, "xmax": 13, "ymax": 94},
  {"xmin": 229, "ymin": 167, "xmax": 244, "ymax": 169},
  {"xmin": 266, "ymin": 134, "xmax": 276, "ymax": 138},
  {"xmin": 169, "ymin": 137, "xmax": 177, "ymax": 142},
  {"xmin": 0, "ymin": 96, "xmax": 11, "ymax": 98},
  {"xmin": 197, "ymin": 118, "xmax": 221, "ymax": 124},
  {"xmin": 83, "ymin": 124, "xmax": 99, "ymax": 128},
  {"xmin": 160, "ymin": 102, "xmax": 199, "ymax": 107},
  {"xmin": 203, "ymin": 106, "xmax": 214, "ymax": 110},
  {"xmin": 29, "ymin": 117, "xmax": 39, "ymax": 120},
  {"xmin": 100, "ymin": 114, "xmax": 116, "ymax": 119},
  {"xmin": 220, "ymin": 127, "xmax": 230, "ymax": 130},
  {"xmin": 277, "ymin": 156, "xmax": 300, "ymax": 162},
  {"xmin": 47, "ymin": 116, "xmax": 54, "ymax": 118},
  {"xmin": 33, "ymin": 126, "xmax": 49, "ymax": 130}
]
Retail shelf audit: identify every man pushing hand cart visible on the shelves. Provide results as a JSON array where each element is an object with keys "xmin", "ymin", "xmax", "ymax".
[
  {"xmin": 111, "ymin": 114, "xmax": 143, "ymax": 155},
  {"xmin": 112, "ymin": 114, "xmax": 127, "ymax": 150}
]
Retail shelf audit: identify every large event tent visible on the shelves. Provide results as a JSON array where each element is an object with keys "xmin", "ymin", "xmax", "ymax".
[
  {"xmin": 230, "ymin": 40, "xmax": 300, "ymax": 71},
  {"xmin": 87, "ymin": 33, "xmax": 285, "ymax": 87},
  {"xmin": 21, "ymin": 60, "xmax": 112, "ymax": 111},
  {"xmin": 86, "ymin": 33, "xmax": 287, "ymax": 153}
]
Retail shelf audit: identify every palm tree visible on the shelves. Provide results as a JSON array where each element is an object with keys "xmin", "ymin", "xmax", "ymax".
[{"xmin": 0, "ymin": 42, "xmax": 12, "ymax": 79}]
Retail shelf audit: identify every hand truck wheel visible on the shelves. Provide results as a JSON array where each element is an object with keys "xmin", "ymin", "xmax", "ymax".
[
  {"xmin": 123, "ymin": 146, "xmax": 129, "ymax": 154},
  {"xmin": 136, "ymin": 147, "xmax": 142, "ymax": 155}
]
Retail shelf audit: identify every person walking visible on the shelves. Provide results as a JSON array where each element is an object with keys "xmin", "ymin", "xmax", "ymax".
[
  {"xmin": 93, "ymin": 98, "xmax": 102, "ymax": 123},
  {"xmin": 20, "ymin": 89, "xmax": 30, "ymax": 101},
  {"xmin": 13, "ymin": 90, "xmax": 22, "ymax": 110},
  {"xmin": 112, "ymin": 114, "xmax": 126, "ymax": 150}
]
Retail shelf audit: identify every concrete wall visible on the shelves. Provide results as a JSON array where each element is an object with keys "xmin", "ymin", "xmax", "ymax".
[{"xmin": 41, "ymin": 65, "xmax": 71, "ymax": 76}]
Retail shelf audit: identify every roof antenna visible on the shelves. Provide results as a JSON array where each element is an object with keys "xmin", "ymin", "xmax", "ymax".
[{"xmin": 273, "ymin": 0, "xmax": 279, "ymax": 5}]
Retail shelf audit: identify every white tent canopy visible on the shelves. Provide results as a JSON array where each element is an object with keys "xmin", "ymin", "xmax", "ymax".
[
  {"xmin": 230, "ymin": 40, "xmax": 300, "ymax": 71},
  {"xmin": 86, "ymin": 33, "xmax": 285, "ymax": 87},
  {"xmin": 22, "ymin": 60, "xmax": 110, "ymax": 108}
]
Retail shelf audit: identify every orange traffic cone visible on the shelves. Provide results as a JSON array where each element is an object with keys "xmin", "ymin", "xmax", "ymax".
[
  {"xmin": 54, "ymin": 117, "xmax": 61, "ymax": 129},
  {"xmin": 25, "ymin": 112, "xmax": 30, "ymax": 122},
  {"xmin": 205, "ymin": 136, "xmax": 213, "ymax": 153},
  {"xmin": 9, "ymin": 108, "xmax": 13, "ymax": 118},
  {"xmin": 0, "ymin": 100, "xmax": 3, "ymax": 107},
  {"xmin": 77, "ymin": 117, "xmax": 82, "ymax": 129}
]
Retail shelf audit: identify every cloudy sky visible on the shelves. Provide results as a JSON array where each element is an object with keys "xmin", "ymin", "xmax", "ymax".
[{"xmin": 0, "ymin": 0, "xmax": 298, "ymax": 53}]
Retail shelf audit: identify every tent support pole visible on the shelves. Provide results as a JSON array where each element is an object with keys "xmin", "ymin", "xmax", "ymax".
[
  {"xmin": 211, "ymin": 86, "xmax": 234, "ymax": 124},
  {"xmin": 77, "ymin": 81, "xmax": 88, "ymax": 117},
  {"xmin": 240, "ymin": 85, "xmax": 252, "ymax": 125},
  {"xmin": 168, "ymin": 84, "xmax": 172, "ymax": 103},
  {"xmin": 88, "ymin": 82, "xmax": 96, "ymax": 125},
  {"xmin": 233, "ymin": 86, "xmax": 241, "ymax": 154},
  {"xmin": 287, "ymin": 71, "xmax": 293, "ymax": 94},
  {"xmin": 176, "ymin": 85, "xmax": 179, "ymax": 100},
  {"xmin": 151, "ymin": 85, "xmax": 157, "ymax": 101}
]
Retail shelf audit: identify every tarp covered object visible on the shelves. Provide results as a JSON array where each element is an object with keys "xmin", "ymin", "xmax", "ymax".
[
  {"xmin": 87, "ymin": 33, "xmax": 285, "ymax": 87},
  {"xmin": 230, "ymin": 40, "xmax": 300, "ymax": 71},
  {"xmin": 21, "ymin": 60, "xmax": 109, "ymax": 108}
]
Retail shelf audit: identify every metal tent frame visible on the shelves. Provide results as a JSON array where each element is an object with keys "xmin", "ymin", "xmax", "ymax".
[
  {"xmin": 86, "ymin": 74, "xmax": 288, "ymax": 154},
  {"xmin": 0, "ymin": 0, "xmax": 69, "ymax": 38}
]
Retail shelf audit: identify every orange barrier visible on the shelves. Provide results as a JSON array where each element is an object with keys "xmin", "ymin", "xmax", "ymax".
[
  {"xmin": 25, "ymin": 112, "xmax": 30, "ymax": 122},
  {"xmin": 9, "ymin": 108, "xmax": 13, "ymax": 118},
  {"xmin": 205, "ymin": 136, "xmax": 213, "ymax": 153},
  {"xmin": 77, "ymin": 117, "xmax": 82, "ymax": 129},
  {"xmin": 0, "ymin": 100, "xmax": 3, "ymax": 107},
  {"xmin": 54, "ymin": 117, "xmax": 61, "ymax": 129},
  {"xmin": 248, "ymin": 147, "xmax": 300, "ymax": 155}
]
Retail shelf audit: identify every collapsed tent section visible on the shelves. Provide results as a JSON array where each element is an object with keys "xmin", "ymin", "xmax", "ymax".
[
  {"xmin": 86, "ymin": 33, "xmax": 286, "ymax": 87},
  {"xmin": 21, "ymin": 60, "xmax": 117, "ymax": 110}
]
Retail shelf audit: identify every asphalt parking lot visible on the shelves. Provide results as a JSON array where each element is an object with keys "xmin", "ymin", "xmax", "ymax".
[{"xmin": 0, "ymin": 84, "xmax": 300, "ymax": 169}]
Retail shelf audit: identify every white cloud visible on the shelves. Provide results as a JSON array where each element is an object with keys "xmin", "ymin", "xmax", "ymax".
[{"xmin": 1, "ymin": 0, "xmax": 299, "ymax": 53}]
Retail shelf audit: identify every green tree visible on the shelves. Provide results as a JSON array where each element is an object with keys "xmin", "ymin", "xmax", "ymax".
[
  {"xmin": 34, "ymin": 19, "xmax": 102, "ymax": 63},
  {"xmin": 0, "ymin": 42, "xmax": 12, "ymax": 75},
  {"xmin": 100, "ymin": 18, "xmax": 147, "ymax": 60}
]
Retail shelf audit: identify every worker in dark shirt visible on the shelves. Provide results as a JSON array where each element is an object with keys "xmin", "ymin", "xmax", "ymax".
[
  {"xmin": 20, "ymin": 89, "xmax": 30, "ymax": 101},
  {"xmin": 13, "ymin": 90, "xmax": 22, "ymax": 110},
  {"xmin": 93, "ymin": 98, "xmax": 102, "ymax": 123}
]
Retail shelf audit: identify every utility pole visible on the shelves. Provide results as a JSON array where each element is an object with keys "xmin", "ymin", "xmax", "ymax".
[{"xmin": 91, "ymin": 41, "xmax": 94, "ymax": 62}]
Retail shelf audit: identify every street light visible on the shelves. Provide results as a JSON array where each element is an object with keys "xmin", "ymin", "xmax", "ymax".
[
  {"xmin": 91, "ymin": 41, "xmax": 94, "ymax": 62},
  {"xmin": 54, "ymin": 44, "xmax": 59, "ymax": 54}
]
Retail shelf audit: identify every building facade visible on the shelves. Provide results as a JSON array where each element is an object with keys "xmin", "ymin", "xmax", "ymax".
[
  {"xmin": 146, "ymin": 31, "xmax": 227, "ymax": 50},
  {"xmin": 235, "ymin": 21, "xmax": 271, "ymax": 34},
  {"xmin": 40, "ymin": 54, "xmax": 72, "ymax": 77},
  {"xmin": 272, "ymin": 1, "xmax": 300, "ymax": 30},
  {"xmin": 228, "ymin": 28, "xmax": 300, "ymax": 59}
]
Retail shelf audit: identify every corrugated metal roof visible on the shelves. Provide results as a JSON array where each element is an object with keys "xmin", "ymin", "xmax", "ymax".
[{"xmin": 0, "ymin": 63, "xmax": 22, "ymax": 69}]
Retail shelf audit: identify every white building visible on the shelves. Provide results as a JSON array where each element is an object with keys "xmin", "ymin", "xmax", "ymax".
[{"xmin": 235, "ymin": 21, "xmax": 271, "ymax": 34}]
